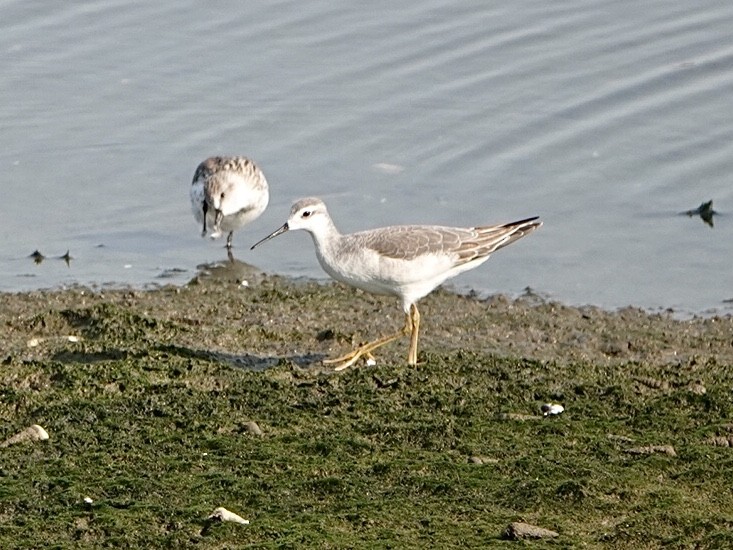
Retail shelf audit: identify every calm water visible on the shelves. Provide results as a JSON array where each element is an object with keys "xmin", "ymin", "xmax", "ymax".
[{"xmin": 2, "ymin": 1, "xmax": 732, "ymax": 315}]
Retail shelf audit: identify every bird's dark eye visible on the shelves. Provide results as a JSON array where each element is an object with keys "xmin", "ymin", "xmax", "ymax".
[
  {"xmin": 302, "ymin": 210, "xmax": 312, "ymax": 218},
  {"xmin": 220, "ymin": 192, "xmax": 225, "ymax": 199}
]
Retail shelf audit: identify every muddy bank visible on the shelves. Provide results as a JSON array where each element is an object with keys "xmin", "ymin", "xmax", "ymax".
[{"xmin": 2, "ymin": 267, "xmax": 731, "ymax": 370}]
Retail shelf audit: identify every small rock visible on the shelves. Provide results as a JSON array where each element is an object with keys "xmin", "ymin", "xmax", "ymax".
[
  {"xmin": 467, "ymin": 456, "xmax": 499, "ymax": 465},
  {"xmin": 1, "ymin": 424, "xmax": 49, "ymax": 447},
  {"xmin": 207, "ymin": 507, "xmax": 249, "ymax": 525},
  {"xmin": 688, "ymin": 381, "xmax": 706, "ymax": 395},
  {"xmin": 706, "ymin": 436, "xmax": 733, "ymax": 447},
  {"xmin": 625, "ymin": 445, "xmax": 677, "ymax": 457},
  {"xmin": 243, "ymin": 421, "xmax": 263, "ymax": 436},
  {"xmin": 504, "ymin": 521, "xmax": 559, "ymax": 540}
]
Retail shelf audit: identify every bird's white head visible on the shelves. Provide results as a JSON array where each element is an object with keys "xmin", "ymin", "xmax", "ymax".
[
  {"xmin": 250, "ymin": 197, "xmax": 332, "ymax": 249},
  {"xmin": 204, "ymin": 178, "xmax": 239, "ymax": 217},
  {"xmin": 285, "ymin": 197, "xmax": 330, "ymax": 232},
  {"xmin": 198, "ymin": 179, "xmax": 231, "ymax": 237}
]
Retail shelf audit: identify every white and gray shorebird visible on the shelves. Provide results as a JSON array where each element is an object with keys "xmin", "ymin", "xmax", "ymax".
[
  {"xmin": 190, "ymin": 156, "xmax": 269, "ymax": 252},
  {"xmin": 251, "ymin": 197, "xmax": 541, "ymax": 370}
]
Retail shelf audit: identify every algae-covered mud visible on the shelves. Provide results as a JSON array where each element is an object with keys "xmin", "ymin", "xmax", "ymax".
[{"xmin": 1, "ymin": 274, "xmax": 733, "ymax": 548}]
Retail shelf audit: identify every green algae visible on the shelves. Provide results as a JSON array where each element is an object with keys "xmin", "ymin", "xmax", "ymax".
[{"xmin": 1, "ymin": 276, "xmax": 733, "ymax": 548}]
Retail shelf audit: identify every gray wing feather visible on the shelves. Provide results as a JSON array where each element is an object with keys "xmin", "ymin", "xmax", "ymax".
[{"xmin": 360, "ymin": 218, "xmax": 541, "ymax": 264}]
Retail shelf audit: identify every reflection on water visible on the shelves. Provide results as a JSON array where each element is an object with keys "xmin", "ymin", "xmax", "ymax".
[{"xmin": 2, "ymin": 1, "xmax": 733, "ymax": 314}]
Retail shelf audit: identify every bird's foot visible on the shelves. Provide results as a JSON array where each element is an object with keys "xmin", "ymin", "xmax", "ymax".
[{"xmin": 324, "ymin": 348, "xmax": 372, "ymax": 371}]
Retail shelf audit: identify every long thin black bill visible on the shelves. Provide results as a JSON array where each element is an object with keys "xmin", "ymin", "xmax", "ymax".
[{"xmin": 250, "ymin": 223, "xmax": 289, "ymax": 250}]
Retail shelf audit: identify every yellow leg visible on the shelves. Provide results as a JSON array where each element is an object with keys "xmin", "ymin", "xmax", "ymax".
[
  {"xmin": 324, "ymin": 312, "xmax": 412, "ymax": 371},
  {"xmin": 407, "ymin": 304, "xmax": 420, "ymax": 366}
]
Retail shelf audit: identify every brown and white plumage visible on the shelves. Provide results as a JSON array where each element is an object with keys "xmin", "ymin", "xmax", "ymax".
[
  {"xmin": 190, "ymin": 156, "xmax": 269, "ymax": 251},
  {"xmin": 251, "ymin": 197, "xmax": 541, "ymax": 369}
]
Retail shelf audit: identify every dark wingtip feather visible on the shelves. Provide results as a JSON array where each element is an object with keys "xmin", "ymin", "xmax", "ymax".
[{"xmin": 502, "ymin": 216, "xmax": 541, "ymax": 228}]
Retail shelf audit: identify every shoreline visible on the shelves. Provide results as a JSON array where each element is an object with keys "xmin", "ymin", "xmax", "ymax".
[
  {"xmin": 3, "ymin": 271, "xmax": 732, "ymax": 370},
  {"xmin": 3, "ymin": 273, "xmax": 733, "ymax": 546},
  {"xmin": 6, "ymin": 255, "xmax": 733, "ymax": 320}
]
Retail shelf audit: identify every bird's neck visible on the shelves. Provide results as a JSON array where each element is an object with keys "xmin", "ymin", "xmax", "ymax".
[{"xmin": 308, "ymin": 219, "xmax": 342, "ymax": 260}]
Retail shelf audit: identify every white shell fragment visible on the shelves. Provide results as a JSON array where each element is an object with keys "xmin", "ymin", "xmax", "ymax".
[
  {"xmin": 26, "ymin": 335, "xmax": 81, "ymax": 347},
  {"xmin": 1, "ymin": 424, "xmax": 49, "ymax": 447},
  {"xmin": 541, "ymin": 403, "xmax": 565, "ymax": 417},
  {"xmin": 505, "ymin": 521, "xmax": 559, "ymax": 540},
  {"xmin": 208, "ymin": 507, "xmax": 250, "ymax": 525},
  {"xmin": 83, "ymin": 497, "xmax": 94, "ymax": 504}
]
